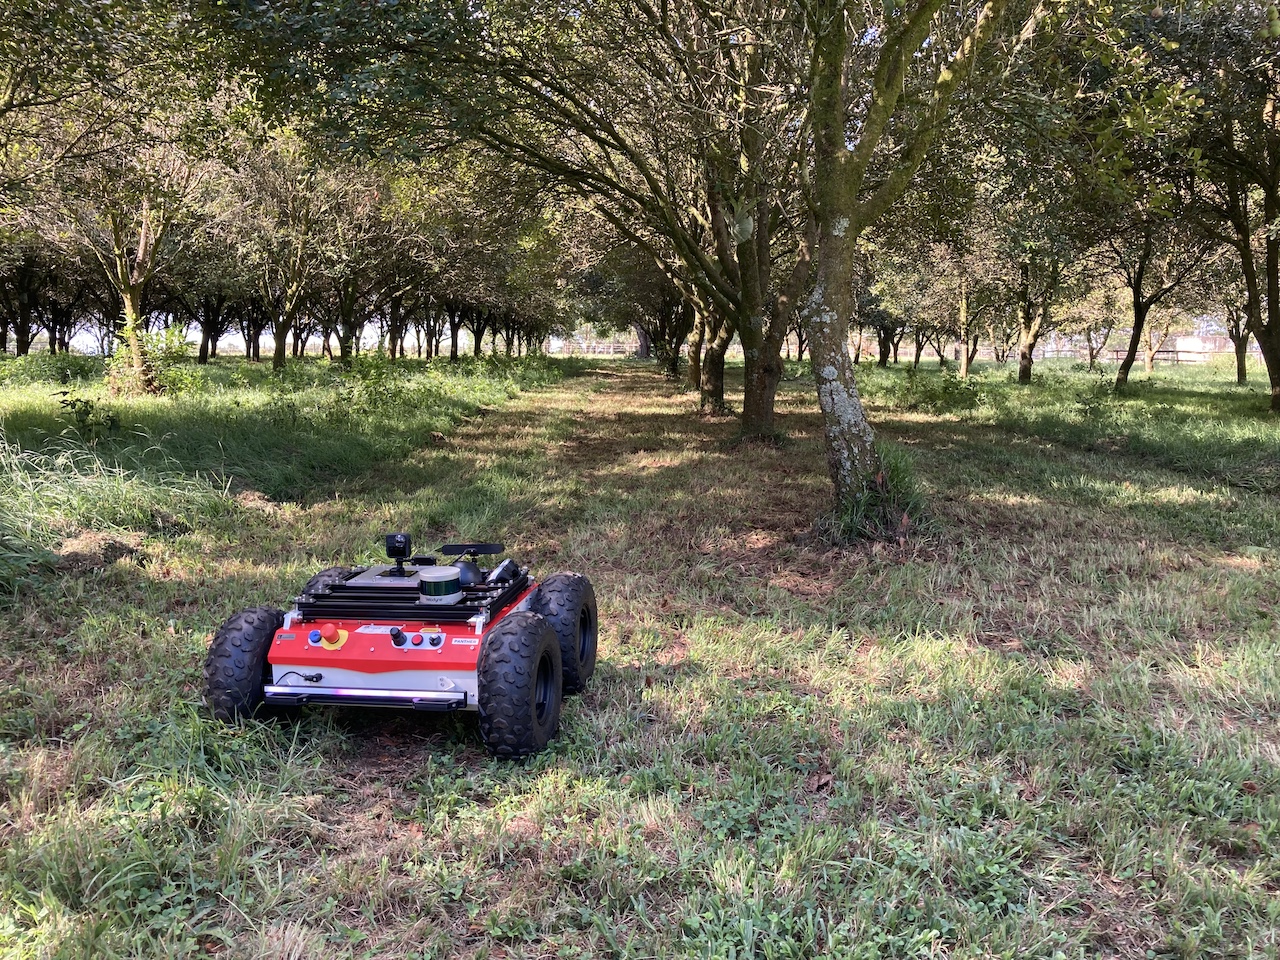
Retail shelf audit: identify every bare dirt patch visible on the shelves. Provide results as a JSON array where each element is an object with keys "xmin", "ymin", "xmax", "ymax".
[{"xmin": 55, "ymin": 531, "xmax": 144, "ymax": 571}]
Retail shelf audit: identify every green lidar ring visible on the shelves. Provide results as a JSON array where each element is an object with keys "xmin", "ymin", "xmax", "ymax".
[
  {"xmin": 419, "ymin": 565, "xmax": 464, "ymax": 604},
  {"xmin": 421, "ymin": 578, "xmax": 463, "ymax": 597}
]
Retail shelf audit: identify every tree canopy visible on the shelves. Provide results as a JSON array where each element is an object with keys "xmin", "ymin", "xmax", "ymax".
[{"xmin": 2, "ymin": 0, "xmax": 1277, "ymax": 522}]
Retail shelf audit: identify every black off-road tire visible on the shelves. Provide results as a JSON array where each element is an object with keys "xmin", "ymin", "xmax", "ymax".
[
  {"xmin": 204, "ymin": 606, "xmax": 284, "ymax": 722},
  {"xmin": 301, "ymin": 566, "xmax": 355, "ymax": 596},
  {"xmin": 476, "ymin": 611, "xmax": 563, "ymax": 758},
  {"xmin": 532, "ymin": 572, "xmax": 598, "ymax": 694}
]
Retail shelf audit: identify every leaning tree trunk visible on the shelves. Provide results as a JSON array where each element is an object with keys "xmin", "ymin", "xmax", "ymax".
[{"xmin": 1116, "ymin": 298, "xmax": 1150, "ymax": 387}]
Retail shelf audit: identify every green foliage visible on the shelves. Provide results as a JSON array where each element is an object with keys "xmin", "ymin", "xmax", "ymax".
[
  {"xmin": 104, "ymin": 329, "xmax": 207, "ymax": 397},
  {"xmin": 875, "ymin": 367, "xmax": 983, "ymax": 414},
  {"xmin": 55, "ymin": 393, "xmax": 120, "ymax": 444},
  {"xmin": 0, "ymin": 354, "xmax": 103, "ymax": 386},
  {"xmin": 831, "ymin": 441, "xmax": 926, "ymax": 542}
]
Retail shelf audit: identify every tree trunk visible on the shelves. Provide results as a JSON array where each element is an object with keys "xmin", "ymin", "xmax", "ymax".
[
  {"xmin": 271, "ymin": 314, "xmax": 291, "ymax": 370},
  {"xmin": 686, "ymin": 309, "xmax": 705, "ymax": 391},
  {"xmin": 1264, "ymin": 189, "xmax": 1280, "ymax": 411},
  {"xmin": 1233, "ymin": 328, "xmax": 1250, "ymax": 385},
  {"xmin": 387, "ymin": 294, "xmax": 405, "ymax": 360},
  {"xmin": 876, "ymin": 327, "xmax": 892, "ymax": 368},
  {"xmin": 741, "ymin": 324, "xmax": 783, "ymax": 435},
  {"xmin": 119, "ymin": 287, "xmax": 158, "ymax": 390},
  {"xmin": 700, "ymin": 317, "xmax": 732, "ymax": 413},
  {"xmin": 14, "ymin": 299, "xmax": 33, "ymax": 356},
  {"xmin": 1116, "ymin": 299, "xmax": 1150, "ymax": 387},
  {"xmin": 448, "ymin": 307, "xmax": 461, "ymax": 361},
  {"xmin": 1144, "ymin": 337, "xmax": 1157, "ymax": 374},
  {"xmin": 634, "ymin": 324, "xmax": 652, "ymax": 359},
  {"xmin": 1016, "ymin": 262, "xmax": 1044, "ymax": 385},
  {"xmin": 804, "ymin": 281, "xmax": 880, "ymax": 507},
  {"xmin": 1258, "ymin": 325, "xmax": 1280, "ymax": 411}
]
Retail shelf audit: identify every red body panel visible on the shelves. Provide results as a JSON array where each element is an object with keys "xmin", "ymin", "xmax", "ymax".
[{"xmin": 268, "ymin": 586, "xmax": 534, "ymax": 674}]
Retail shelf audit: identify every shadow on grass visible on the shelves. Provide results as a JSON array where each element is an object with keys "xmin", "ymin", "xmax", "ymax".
[{"xmin": 4, "ymin": 360, "xmax": 1280, "ymax": 958}]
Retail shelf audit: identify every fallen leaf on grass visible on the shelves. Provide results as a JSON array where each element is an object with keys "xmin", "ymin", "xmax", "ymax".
[{"xmin": 805, "ymin": 773, "xmax": 834, "ymax": 794}]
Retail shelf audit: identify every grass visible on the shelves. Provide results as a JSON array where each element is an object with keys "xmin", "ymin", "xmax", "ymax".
[{"xmin": 1, "ymin": 351, "xmax": 1278, "ymax": 958}]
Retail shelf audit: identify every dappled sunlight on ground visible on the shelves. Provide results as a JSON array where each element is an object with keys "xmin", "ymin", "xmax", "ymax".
[{"xmin": 4, "ymin": 360, "xmax": 1279, "ymax": 957}]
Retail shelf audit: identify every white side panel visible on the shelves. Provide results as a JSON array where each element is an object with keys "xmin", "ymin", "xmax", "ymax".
[{"xmin": 271, "ymin": 664, "xmax": 479, "ymax": 706}]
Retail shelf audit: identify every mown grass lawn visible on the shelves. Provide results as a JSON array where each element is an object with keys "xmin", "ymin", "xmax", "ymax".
[{"xmin": 1, "ymin": 354, "xmax": 1278, "ymax": 959}]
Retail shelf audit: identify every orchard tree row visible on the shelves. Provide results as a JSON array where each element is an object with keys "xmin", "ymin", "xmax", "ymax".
[{"xmin": 0, "ymin": 3, "xmax": 678, "ymax": 382}]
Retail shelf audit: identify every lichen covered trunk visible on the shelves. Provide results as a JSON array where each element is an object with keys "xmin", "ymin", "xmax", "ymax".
[{"xmin": 804, "ymin": 283, "xmax": 880, "ymax": 506}]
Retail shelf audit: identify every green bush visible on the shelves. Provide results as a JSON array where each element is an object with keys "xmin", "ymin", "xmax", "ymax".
[
  {"xmin": 829, "ymin": 441, "xmax": 926, "ymax": 542},
  {"xmin": 0, "ymin": 353, "xmax": 104, "ymax": 386},
  {"xmin": 879, "ymin": 367, "xmax": 982, "ymax": 414}
]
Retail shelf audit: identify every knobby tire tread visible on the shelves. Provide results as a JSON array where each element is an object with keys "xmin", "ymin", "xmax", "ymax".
[
  {"xmin": 204, "ymin": 605, "xmax": 284, "ymax": 721},
  {"xmin": 532, "ymin": 572, "xmax": 598, "ymax": 694},
  {"xmin": 477, "ymin": 611, "xmax": 562, "ymax": 758}
]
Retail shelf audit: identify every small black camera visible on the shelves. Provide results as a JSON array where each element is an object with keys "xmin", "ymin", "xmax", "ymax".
[{"xmin": 385, "ymin": 532, "xmax": 412, "ymax": 560}]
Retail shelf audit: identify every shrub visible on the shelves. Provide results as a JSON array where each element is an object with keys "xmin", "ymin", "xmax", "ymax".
[
  {"xmin": 0, "ymin": 352, "xmax": 104, "ymax": 386},
  {"xmin": 828, "ymin": 442, "xmax": 926, "ymax": 543},
  {"xmin": 55, "ymin": 393, "xmax": 121, "ymax": 445},
  {"xmin": 881, "ymin": 368, "xmax": 982, "ymax": 414}
]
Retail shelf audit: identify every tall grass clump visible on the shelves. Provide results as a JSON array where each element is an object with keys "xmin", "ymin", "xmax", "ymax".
[
  {"xmin": 0, "ymin": 437, "xmax": 231, "ymax": 537},
  {"xmin": 0, "ymin": 353, "xmax": 104, "ymax": 387},
  {"xmin": 0, "ymin": 520, "xmax": 55, "ymax": 599},
  {"xmin": 826, "ymin": 441, "xmax": 926, "ymax": 543}
]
